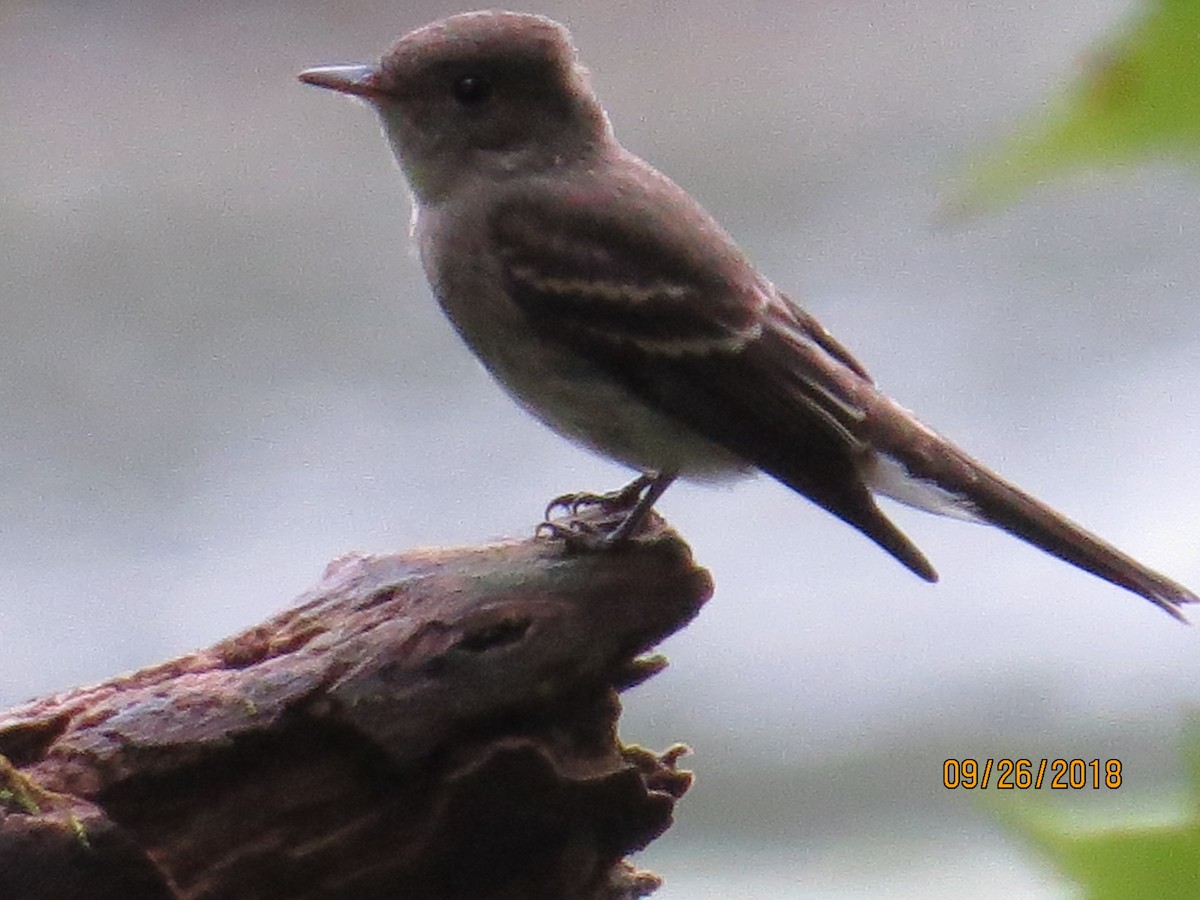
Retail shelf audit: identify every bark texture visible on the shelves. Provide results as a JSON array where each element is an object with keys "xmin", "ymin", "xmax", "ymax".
[{"xmin": 0, "ymin": 512, "xmax": 710, "ymax": 900}]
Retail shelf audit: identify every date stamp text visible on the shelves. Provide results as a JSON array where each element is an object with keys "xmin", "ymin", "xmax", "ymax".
[{"xmin": 943, "ymin": 758, "xmax": 1122, "ymax": 790}]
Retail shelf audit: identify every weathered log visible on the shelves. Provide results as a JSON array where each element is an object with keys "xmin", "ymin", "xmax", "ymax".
[{"xmin": 0, "ymin": 511, "xmax": 710, "ymax": 900}]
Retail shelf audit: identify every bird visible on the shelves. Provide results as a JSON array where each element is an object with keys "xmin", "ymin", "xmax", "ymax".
[{"xmin": 298, "ymin": 10, "xmax": 1195, "ymax": 618}]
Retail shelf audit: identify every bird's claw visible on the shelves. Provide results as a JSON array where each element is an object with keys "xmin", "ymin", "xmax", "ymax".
[
  {"xmin": 538, "ymin": 473, "xmax": 671, "ymax": 550},
  {"xmin": 535, "ymin": 516, "xmax": 614, "ymax": 551},
  {"xmin": 543, "ymin": 491, "xmax": 614, "ymax": 520},
  {"xmin": 542, "ymin": 492, "xmax": 587, "ymax": 521}
]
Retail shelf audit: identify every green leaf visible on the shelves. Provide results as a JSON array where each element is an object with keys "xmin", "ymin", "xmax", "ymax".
[{"xmin": 949, "ymin": 0, "xmax": 1200, "ymax": 215}]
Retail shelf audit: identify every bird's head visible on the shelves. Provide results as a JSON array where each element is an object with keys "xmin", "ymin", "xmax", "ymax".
[{"xmin": 299, "ymin": 11, "xmax": 612, "ymax": 203}]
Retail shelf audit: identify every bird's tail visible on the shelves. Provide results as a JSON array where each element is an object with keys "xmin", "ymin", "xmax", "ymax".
[{"xmin": 863, "ymin": 397, "xmax": 1196, "ymax": 620}]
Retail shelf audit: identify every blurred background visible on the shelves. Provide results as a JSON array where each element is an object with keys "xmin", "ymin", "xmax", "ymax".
[{"xmin": 3, "ymin": 1, "xmax": 1198, "ymax": 896}]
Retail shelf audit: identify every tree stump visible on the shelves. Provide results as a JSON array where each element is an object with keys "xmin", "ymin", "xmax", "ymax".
[{"xmin": 0, "ymin": 511, "xmax": 711, "ymax": 900}]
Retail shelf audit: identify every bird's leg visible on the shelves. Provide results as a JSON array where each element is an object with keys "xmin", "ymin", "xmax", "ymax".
[
  {"xmin": 600, "ymin": 472, "xmax": 677, "ymax": 545},
  {"xmin": 539, "ymin": 472, "xmax": 677, "ymax": 549}
]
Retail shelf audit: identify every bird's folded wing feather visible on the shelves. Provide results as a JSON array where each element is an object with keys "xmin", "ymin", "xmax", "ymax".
[{"xmin": 490, "ymin": 188, "xmax": 875, "ymax": 448}]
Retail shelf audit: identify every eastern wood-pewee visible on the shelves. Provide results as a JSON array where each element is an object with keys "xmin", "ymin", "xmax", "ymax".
[{"xmin": 299, "ymin": 11, "xmax": 1195, "ymax": 618}]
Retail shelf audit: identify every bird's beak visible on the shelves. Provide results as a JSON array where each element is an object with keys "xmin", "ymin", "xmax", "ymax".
[{"xmin": 298, "ymin": 64, "xmax": 383, "ymax": 99}]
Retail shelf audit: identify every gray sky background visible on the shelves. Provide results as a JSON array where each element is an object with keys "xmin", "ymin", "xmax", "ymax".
[{"xmin": 3, "ymin": 1, "xmax": 1197, "ymax": 895}]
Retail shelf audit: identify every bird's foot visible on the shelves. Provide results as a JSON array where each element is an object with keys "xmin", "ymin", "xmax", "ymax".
[
  {"xmin": 543, "ymin": 474, "xmax": 655, "ymax": 521},
  {"xmin": 538, "ymin": 473, "xmax": 677, "ymax": 551},
  {"xmin": 536, "ymin": 515, "xmax": 627, "ymax": 551}
]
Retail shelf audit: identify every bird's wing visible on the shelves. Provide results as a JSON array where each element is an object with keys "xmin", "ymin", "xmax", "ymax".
[
  {"xmin": 491, "ymin": 191, "xmax": 764, "ymax": 357},
  {"xmin": 491, "ymin": 184, "xmax": 938, "ymax": 581},
  {"xmin": 492, "ymin": 185, "xmax": 872, "ymax": 377}
]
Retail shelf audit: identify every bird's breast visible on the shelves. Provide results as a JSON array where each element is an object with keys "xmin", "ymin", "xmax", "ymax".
[{"xmin": 413, "ymin": 203, "xmax": 744, "ymax": 479}]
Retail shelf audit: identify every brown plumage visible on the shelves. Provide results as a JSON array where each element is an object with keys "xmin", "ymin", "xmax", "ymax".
[{"xmin": 300, "ymin": 10, "xmax": 1195, "ymax": 618}]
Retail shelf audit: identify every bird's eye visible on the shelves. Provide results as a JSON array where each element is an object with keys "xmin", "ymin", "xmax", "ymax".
[{"xmin": 452, "ymin": 74, "xmax": 492, "ymax": 106}]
